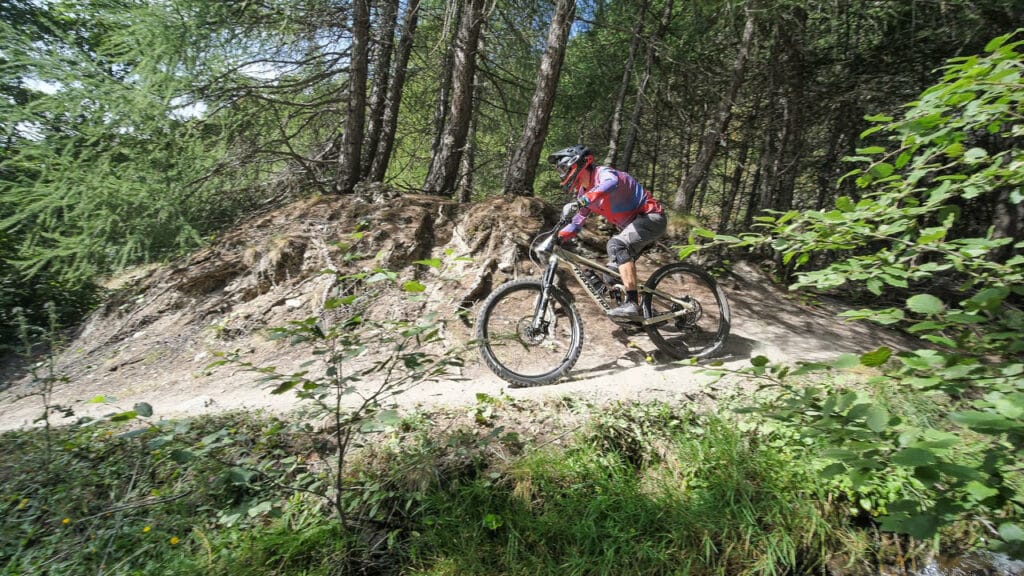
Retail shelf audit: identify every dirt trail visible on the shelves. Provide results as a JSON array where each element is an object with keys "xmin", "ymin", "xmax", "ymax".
[{"xmin": 0, "ymin": 194, "xmax": 918, "ymax": 431}]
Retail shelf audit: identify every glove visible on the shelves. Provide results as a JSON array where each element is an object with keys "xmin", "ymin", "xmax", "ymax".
[
  {"xmin": 561, "ymin": 201, "xmax": 580, "ymax": 220},
  {"xmin": 557, "ymin": 228, "xmax": 577, "ymax": 243}
]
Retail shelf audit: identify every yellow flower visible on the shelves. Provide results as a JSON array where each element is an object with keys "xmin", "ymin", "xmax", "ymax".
[
  {"xmin": 169, "ymin": 536, "xmax": 180, "ymax": 545},
  {"xmin": 143, "ymin": 525, "xmax": 151, "ymax": 533},
  {"xmin": 61, "ymin": 518, "xmax": 71, "ymax": 525}
]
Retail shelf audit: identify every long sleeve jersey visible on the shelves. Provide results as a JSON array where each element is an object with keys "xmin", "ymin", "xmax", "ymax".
[{"xmin": 561, "ymin": 166, "xmax": 663, "ymax": 236}]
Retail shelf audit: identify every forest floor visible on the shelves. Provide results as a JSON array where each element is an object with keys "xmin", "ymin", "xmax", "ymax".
[{"xmin": 0, "ymin": 193, "xmax": 920, "ymax": 431}]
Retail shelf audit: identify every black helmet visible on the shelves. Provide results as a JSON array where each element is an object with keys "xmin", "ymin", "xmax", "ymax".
[{"xmin": 546, "ymin": 145, "xmax": 593, "ymax": 191}]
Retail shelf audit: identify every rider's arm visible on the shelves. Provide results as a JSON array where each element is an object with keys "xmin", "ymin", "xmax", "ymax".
[
  {"xmin": 579, "ymin": 168, "xmax": 618, "ymax": 207},
  {"xmin": 558, "ymin": 191, "xmax": 592, "ymax": 240}
]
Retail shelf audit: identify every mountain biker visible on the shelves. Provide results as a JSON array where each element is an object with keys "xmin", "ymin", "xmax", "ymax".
[{"xmin": 546, "ymin": 144, "xmax": 667, "ymax": 321}]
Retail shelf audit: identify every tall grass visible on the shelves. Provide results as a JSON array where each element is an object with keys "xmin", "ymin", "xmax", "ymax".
[
  {"xmin": 1, "ymin": 403, "xmax": 859, "ymax": 575},
  {"xmin": 405, "ymin": 405, "xmax": 833, "ymax": 575}
]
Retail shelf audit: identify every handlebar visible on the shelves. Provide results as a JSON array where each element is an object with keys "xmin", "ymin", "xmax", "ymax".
[{"xmin": 531, "ymin": 202, "xmax": 582, "ymax": 262}]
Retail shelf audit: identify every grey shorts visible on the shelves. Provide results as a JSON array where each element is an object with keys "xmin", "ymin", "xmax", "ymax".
[{"xmin": 611, "ymin": 212, "xmax": 667, "ymax": 261}]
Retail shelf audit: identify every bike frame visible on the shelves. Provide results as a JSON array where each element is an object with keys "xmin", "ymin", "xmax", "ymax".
[{"xmin": 530, "ymin": 233, "xmax": 698, "ymax": 332}]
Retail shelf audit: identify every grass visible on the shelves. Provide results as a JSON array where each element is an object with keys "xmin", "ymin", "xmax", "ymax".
[
  {"xmin": 0, "ymin": 400, "xmax": 951, "ymax": 575},
  {"xmin": 404, "ymin": 406, "xmax": 833, "ymax": 575}
]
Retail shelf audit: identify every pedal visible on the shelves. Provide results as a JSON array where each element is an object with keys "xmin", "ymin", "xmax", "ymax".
[{"xmin": 618, "ymin": 323, "xmax": 644, "ymax": 335}]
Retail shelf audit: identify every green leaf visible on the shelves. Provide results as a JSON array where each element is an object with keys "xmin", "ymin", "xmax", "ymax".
[
  {"xmin": 865, "ymin": 405, "xmax": 890, "ymax": 433},
  {"xmin": 935, "ymin": 463, "xmax": 984, "ymax": 481},
  {"xmin": 985, "ymin": 33, "xmax": 1011, "ymax": 52},
  {"xmin": 869, "ymin": 162, "xmax": 894, "ymax": 178},
  {"xmin": 966, "ymin": 287, "xmax": 1009, "ymax": 312},
  {"xmin": 414, "ymin": 258, "xmax": 442, "ymax": 269},
  {"xmin": 270, "ymin": 381, "xmax": 297, "ymax": 395},
  {"xmin": 904, "ymin": 513, "xmax": 939, "ymax": 539},
  {"xmin": 999, "ymin": 523, "xmax": 1024, "ymax": 543},
  {"xmin": 891, "ymin": 448, "xmax": 936, "ymax": 466},
  {"xmin": 325, "ymin": 295, "xmax": 358, "ymax": 309},
  {"xmin": 482, "ymin": 513, "xmax": 504, "ymax": 530},
  {"xmin": 835, "ymin": 196, "xmax": 855, "ymax": 212},
  {"xmin": 963, "ymin": 147, "xmax": 988, "ymax": 161},
  {"xmin": 247, "ymin": 501, "xmax": 274, "ymax": 517},
  {"xmin": 750, "ymin": 355, "xmax": 770, "ymax": 367},
  {"xmin": 830, "ymin": 354, "xmax": 860, "ymax": 370},
  {"xmin": 964, "ymin": 481, "xmax": 999, "ymax": 502},
  {"xmin": 170, "ymin": 449, "xmax": 196, "ymax": 463},
  {"xmin": 677, "ymin": 245, "xmax": 701, "ymax": 259},
  {"xmin": 402, "ymin": 280, "xmax": 426, "ymax": 293},
  {"xmin": 855, "ymin": 146, "xmax": 886, "ymax": 155},
  {"xmin": 950, "ymin": 411, "xmax": 1015, "ymax": 430},
  {"xmin": 859, "ymin": 347, "xmax": 892, "ymax": 367},
  {"xmin": 228, "ymin": 467, "xmax": 256, "ymax": 484},
  {"xmin": 110, "ymin": 410, "xmax": 138, "ymax": 422},
  {"xmin": 819, "ymin": 463, "xmax": 847, "ymax": 478},
  {"xmin": 904, "ymin": 376, "xmax": 941, "ymax": 389},
  {"xmin": 821, "ymin": 448, "xmax": 858, "ymax": 461},
  {"xmin": 906, "ymin": 294, "xmax": 945, "ymax": 315}
]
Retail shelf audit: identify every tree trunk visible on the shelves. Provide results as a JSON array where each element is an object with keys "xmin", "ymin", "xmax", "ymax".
[
  {"xmin": 368, "ymin": 0, "xmax": 420, "ymax": 183},
  {"xmin": 361, "ymin": 0, "xmax": 398, "ymax": 178},
  {"xmin": 718, "ymin": 118, "xmax": 752, "ymax": 233},
  {"xmin": 422, "ymin": 0, "xmax": 485, "ymax": 197},
  {"xmin": 427, "ymin": 1, "xmax": 462, "ymax": 171},
  {"xmin": 621, "ymin": 0, "xmax": 674, "ymax": 172},
  {"xmin": 335, "ymin": 0, "xmax": 371, "ymax": 194},
  {"xmin": 502, "ymin": 0, "xmax": 575, "ymax": 197},
  {"xmin": 742, "ymin": 129, "xmax": 770, "ymax": 230},
  {"xmin": 992, "ymin": 186, "xmax": 1024, "ymax": 262},
  {"xmin": 671, "ymin": 8, "xmax": 755, "ymax": 211},
  {"xmin": 769, "ymin": 6, "xmax": 807, "ymax": 212},
  {"xmin": 458, "ymin": 40, "xmax": 485, "ymax": 203},
  {"xmin": 604, "ymin": 0, "xmax": 647, "ymax": 167},
  {"xmin": 814, "ymin": 113, "xmax": 844, "ymax": 210}
]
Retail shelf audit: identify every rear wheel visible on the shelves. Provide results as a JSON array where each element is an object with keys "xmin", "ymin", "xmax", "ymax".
[
  {"xmin": 476, "ymin": 279, "xmax": 583, "ymax": 387},
  {"xmin": 642, "ymin": 263, "xmax": 730, "ymax": 360}
]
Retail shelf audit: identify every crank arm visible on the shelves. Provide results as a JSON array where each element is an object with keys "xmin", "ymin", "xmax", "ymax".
[{"xmin": 640, "ymin": 307, "xmax": 692, "ymax": 326}]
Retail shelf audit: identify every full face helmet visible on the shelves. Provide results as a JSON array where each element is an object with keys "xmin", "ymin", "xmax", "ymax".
[{"xmin": 546, "ymin": 145, "xmax": 593, "ymax": 193}]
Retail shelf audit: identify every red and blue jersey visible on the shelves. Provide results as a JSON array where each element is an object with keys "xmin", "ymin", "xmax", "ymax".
[{"xmin": 562, "ymin": 166, "xmax": 663, "ymax": 235}]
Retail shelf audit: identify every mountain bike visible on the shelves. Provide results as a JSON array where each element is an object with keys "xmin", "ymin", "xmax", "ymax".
[{"xmin": 476, "ymin": 209, "xmax": 731, "ymax": 387}]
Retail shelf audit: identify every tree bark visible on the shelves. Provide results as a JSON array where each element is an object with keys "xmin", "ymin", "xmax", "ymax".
[
  {"xmin": 621, "ymin": 0, "xmax": 674, "ymax": 172},
  {"xmin": 604, "ymin": 0, "xmax": 647, "ymax": 167},
  {"xmin": 672, "ymin": 8, "xmax": 755, "ymax": 211},
  {"xmin": 458, "ymin": 37, "xmax": 485, "ymax": 203},
  {"xmin": 422, "ymin": 0, "xmax": 485, "ymax": 197},
  {"xmin": 502, "ymin": 0, "xmax": 575, "ymax": 197},
  {"xmin": 718, "ymin": 114, "xmax": 754, "ymax": 233},
  {"xmin": 361, "ymin": 0, "xmax": 398, "ymax": 178},
  {"xmin": 335, "ymin": 0, "xmax": 371, "ymax": 194},
  {"xmin": 768, "ymin": 6, "xmax": 807, "ymax": 212},
  {"xmin": 427, "ymin": 1, "xmax": 462, "ymax": 171},
  {"xmin": 368, "ymin": 0, "xmax": 420, "ymax": 183}
]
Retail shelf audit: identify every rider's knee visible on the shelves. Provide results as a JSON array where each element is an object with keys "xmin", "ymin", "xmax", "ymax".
[{"xmin": 607, "ymin": 237, "xmax": 632, "ymax": 265}]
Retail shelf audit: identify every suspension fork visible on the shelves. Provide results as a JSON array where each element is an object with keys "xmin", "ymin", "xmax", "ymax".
[{"xmin": 530, "ymin": 257, "xmax": 561, "ymax": 331}]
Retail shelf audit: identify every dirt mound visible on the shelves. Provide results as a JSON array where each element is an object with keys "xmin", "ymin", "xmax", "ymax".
[{"xmin": 0, "ymin": 194, "xmax": 919, "ymax": 430}]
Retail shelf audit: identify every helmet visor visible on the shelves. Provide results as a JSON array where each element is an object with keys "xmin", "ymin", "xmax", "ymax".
[{"xmin": 555, "ymin": 159, "xmax": 573, "ymax": 179}]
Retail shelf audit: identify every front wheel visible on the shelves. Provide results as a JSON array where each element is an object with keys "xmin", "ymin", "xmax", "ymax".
[
  {"xmin": 642, "ymin": 263, "xmax": 730, "ymax": 360},
  {"xmin": 476, "ymin": 279, "xmax": 583, "ymax": 387}
]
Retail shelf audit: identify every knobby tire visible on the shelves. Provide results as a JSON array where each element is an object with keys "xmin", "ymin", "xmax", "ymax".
[
  {"xmin": 642, "ymin": 263, "xmax": 730, "ymax": 360},
  {"xmin": 476, "ymin": 279, "xmax": 583, "ymax": 387}
]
